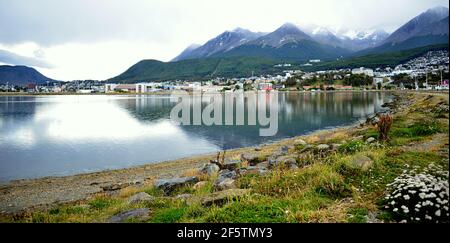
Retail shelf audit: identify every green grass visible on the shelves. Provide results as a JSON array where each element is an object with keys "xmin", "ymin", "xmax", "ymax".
[
  {"xmin": 89, "ymin": 197, "xmax": 120, "ymax": 210},
  {"xmin": 151, "ymin": 207, "xmax": 189, "ymax": 223}
]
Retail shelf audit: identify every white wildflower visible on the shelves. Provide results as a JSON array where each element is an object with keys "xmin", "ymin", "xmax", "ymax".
[{"xmin": 435, "ymin": 210, "xmax": 441, "ymax": 217}]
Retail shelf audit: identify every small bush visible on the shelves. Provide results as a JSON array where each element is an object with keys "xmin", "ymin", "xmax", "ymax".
[
  {"xmin": 335, "ymin": 160, "xmax": 364, "ymax": 177},
  {"xmin": 313, "ymin": 171, "xmax": 351, "ymax": 198}
]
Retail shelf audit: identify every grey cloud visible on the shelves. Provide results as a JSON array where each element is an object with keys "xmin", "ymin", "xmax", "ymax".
[
  {"xmin": 0, "ymin": 49, "xmax": 53, "ymax": 68},
  {"xmin": 0, "ymin": 0, "xmax": 181, "ymax": 46}
]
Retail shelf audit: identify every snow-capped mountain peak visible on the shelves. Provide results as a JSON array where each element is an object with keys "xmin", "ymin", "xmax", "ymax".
[{"xmin": 312, "ymin": 26, "xmax": 334, "ymax": 36}]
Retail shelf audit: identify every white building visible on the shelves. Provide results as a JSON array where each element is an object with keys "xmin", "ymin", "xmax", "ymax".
[
  {"xmin": 136, "ymin": 83, "xmax": 161, "ymax": 93},
  {"xmin": 77, "ymin": 89, "xmax": 94, "ymax": 94},
  {"xmin": 352, "ymin": 67, "xmax": 374, "ymax": 77},
  {"xmin": 373, "ymin": 77, "xmax": 384, "ymax": 85}
]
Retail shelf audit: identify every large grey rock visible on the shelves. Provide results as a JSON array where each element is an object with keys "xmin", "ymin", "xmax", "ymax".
[
  {"xmin": 154, "ymin": 176, "xmax": 199, "ymax": 195},
  {"xmin": 238, "ymin": 166, "xmax": 268, "ymax": 176},
  {"xmin": 202, "ymin": 163, "xmax": 220, "ymax": 176},
  {"xmin": 294, "ymin": 139, "xmax": 308, "ymax": 146},
  {"xmin": 193, "ymin": 181, "xmax": 208, "ymax": 190},
  {"xmin": 215, "ymin": 178, "xmax": 236, "ymax": 191},
  {"xmin": 201, "ymin": 189, "xmax": 250, "ymax": 206},
  {"xmin": 101, "ymin": 182, "xmax": 132, "ymax": 191},
  {"xmin": 175, "ymin": 194, "xmax": 193, "ymax": 200},
  {"xmin": 349, "ymin": 155, "xmax": 374, "ymax": 171},
  {"xmin": 269, "ymin": 156, "xmax": 297, "ymax": 169},
  {"xmin": 280, "ymin": 145, "xmax": 290, "ymax": 154},
  {"xmin": 127, "ymin": 192, "xmax": 155, "ymax": 204},
  {"xmin": 317, "ymin": 144, "xmax": 330, "ymax": 150},
  {"xmin": 107, "ymin": 208, "xmax": 150, "ymax": 223},
  {"xmin": 241, "ymin": 153, "xmax": 265, "ymax": 165},
  {"xmin": 366, "ymin": 137, "xmax": 376, "ymax": 143},
  {"xmin": 257, "ymin": 162, "xmax": 270, "ymax": 169},
  {"xmin": 215, "ymin": 170, "xmax": 238, "ymax": 190},
  {"xmin": 222, "ymin": 160, "xmax": 241, "ymax": 171},
  {"xmin": 218, "ymin": 169, "xmax": 237, "ymax": 180}
]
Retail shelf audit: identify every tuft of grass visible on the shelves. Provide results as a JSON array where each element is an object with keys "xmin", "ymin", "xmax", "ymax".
[
  {"xmin": 150, "ymin": 207, "xmax": 188, "ymax": 223},
  {"xmin": 347, "ymin": 208, "xmax": 369, "ymax": 223},
  {"xmin": 338, "ymin": 140, "xmax": 365, "ymax": 154},
  {"xmin": 391, "ymin": 120, "xmax": 442, "ymax": 138},
  {"xmin": 89, "ymin": 197, "xmax": 120, "ymax": 210}
]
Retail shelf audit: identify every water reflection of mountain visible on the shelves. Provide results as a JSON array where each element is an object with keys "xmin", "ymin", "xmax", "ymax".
[
  {"xmin": 0, "ymin": 96, "xmax": 38, "ymax": 124},
  {"xmin": 121, "ymin": 92, "xmax": 391, "ymax": 150},
  {"xmin": 0, "ymin": 96, "xmax": 37, "ymax": 117},
  {"xmin": 113, "ymin": 95, "xmax": 174, "ymax": 122}
]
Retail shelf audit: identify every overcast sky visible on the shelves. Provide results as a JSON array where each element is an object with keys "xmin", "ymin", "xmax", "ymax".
[{"xmin": 0, "ymin": 0, "xmax": 448, "ymax": 81}]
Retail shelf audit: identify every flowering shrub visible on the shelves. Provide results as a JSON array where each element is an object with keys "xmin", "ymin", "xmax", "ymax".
[{"xmin": 384, "ymin": 163, "xmax": 449, "ymax": 223}]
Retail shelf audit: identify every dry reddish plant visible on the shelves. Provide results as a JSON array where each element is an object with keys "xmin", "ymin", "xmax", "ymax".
[{"xmin": 377, "ymin": 114, "xmax": 393, "ymax": 141}]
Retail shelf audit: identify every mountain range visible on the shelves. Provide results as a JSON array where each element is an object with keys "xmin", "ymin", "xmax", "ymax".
[
  {"xmin": 172, "ymin": 6, "xmax": 448, "ymax": 62},
  {"xmin": 108, "ymin": 6, "xmax": 448, "ymax": 83},
  {"xmin": 357, "ymin": 6, "xmax": 449, "ymax": 55},
  {"xmin": 0, "ymin": 65, "xmax": 57, "ymax": 86}
]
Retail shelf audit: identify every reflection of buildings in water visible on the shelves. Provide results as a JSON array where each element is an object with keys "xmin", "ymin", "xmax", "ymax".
[
  {"xmin": 280, "ymin": 92, "xmax": 389, "ymax": 126},
  {"xmin": 111, "ymin": 95, "xmax": 175, "ymax": 122}
]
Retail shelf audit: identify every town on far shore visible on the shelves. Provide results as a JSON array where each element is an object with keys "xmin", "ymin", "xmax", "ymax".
[{"xmin": 1, "ymin": 50, "xmax": 449, "ymax": 94}]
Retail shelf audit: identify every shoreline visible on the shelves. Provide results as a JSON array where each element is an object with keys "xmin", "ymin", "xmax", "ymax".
[
  {"xmin": 0, "ymin": 116, "xmax": 383, "ymax": 214},
  {"xmin": 0, "ymin": 90, "xmax": 394, "ymax": 184},
  {"xmin": 0, "ymin": 91, "xmax": 444, "ymax": 215}
]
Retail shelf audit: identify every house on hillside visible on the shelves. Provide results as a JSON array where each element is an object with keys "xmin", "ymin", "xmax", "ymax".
[{"xmin": 352, "ymin": 67, "xmax": 374, "ymax": 77}]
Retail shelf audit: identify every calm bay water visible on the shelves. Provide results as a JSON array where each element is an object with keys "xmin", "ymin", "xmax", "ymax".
[{"xmin": 0, "ymin": 92, "xmax": 391, "ymax": 182}]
